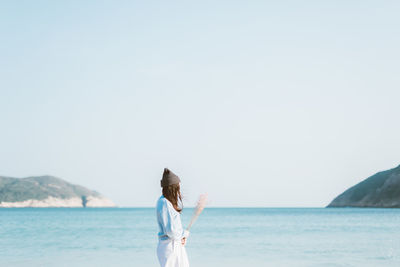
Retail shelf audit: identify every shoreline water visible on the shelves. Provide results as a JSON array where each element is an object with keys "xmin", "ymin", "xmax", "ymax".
[{"xmin": 1, "ymin": 208, "xmax": 399, "ymax": 267}]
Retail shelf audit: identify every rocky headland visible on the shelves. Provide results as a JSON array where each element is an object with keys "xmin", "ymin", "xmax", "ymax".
[
  {"xmin": 0, "ymin": 175, "xmax": 116, "ymax": 208},
  {"xmin": 327, "ymin": 164, "xmax": 400, "ymax": 208}
]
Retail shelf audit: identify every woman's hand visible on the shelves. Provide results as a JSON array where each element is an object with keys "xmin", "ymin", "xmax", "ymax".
[{"xmin": 181, "ymin": 237, "xmax": 186, "ymax": 246}]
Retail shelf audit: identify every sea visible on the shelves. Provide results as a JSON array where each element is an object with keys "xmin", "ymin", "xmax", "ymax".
[{"xmin": 0, "ymin": 207, "xmax": 399, "ymax": 267}]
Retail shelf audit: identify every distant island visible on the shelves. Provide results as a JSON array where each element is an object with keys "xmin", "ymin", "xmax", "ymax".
[
  {"xmin": 0, "ymin": 175, "xmax": 116, "ymax": 207},
  {"xmin": 327, "ymin": 164, "xmax": 400, "ymax": 208}
]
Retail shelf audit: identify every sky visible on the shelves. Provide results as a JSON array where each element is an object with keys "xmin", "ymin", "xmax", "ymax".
[{"xmin": 1, "ymin": 1, "xmax": 400, "ymax": 207}]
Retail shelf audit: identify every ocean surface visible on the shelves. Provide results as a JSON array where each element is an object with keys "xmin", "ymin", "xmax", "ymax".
[{"xmin": 0, "ymin": 207, "xmax": 399, "ymax": 267}]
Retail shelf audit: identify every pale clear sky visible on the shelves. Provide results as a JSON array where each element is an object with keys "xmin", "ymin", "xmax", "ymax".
[{"xmin": 1, "ymin": 1, "xmax": 400, "ymax": 207}]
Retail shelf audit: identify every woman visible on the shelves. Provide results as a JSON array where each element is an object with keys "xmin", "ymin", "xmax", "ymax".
[{"xmin": 156, "ymin": 168, "xmax": 190, "ymax": 267}]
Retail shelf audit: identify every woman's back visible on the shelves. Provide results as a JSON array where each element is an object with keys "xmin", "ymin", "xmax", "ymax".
[{"xmin": 156, "ymin": 195, "xmax": 184, "ymax": 241}]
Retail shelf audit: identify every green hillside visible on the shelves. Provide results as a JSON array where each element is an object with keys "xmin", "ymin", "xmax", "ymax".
[
  {"xmin": 0, "ymin": 175, "xmax": 101, "ymax": 203},
  {"xmin": 327, "ymin": 164, "xmax": 400, "ymax": 208}
]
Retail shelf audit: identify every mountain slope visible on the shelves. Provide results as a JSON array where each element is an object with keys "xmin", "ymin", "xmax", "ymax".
[
  {"xmin": 0, "ymin": 175, "xmax": 116, "ymax": 207},
  {"xmin": 327, "ymin": 164, "xmax": 400, "ymax": 208}
]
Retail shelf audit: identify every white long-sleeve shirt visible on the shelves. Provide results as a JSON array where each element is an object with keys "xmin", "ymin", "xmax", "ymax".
[{"xmin": 156, "ymin": 195, "xmax": 189, "ymax": 241}]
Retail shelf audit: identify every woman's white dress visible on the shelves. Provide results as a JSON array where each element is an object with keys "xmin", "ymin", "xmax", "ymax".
[{"xmin": 156, "ymin": 195, "xmax": 190, "ymax": 267}]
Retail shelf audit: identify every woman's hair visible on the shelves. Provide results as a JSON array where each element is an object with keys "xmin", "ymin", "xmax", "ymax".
[{"xmin": 162, "ymin": 183, "xmax": 183, "ymax": 212}]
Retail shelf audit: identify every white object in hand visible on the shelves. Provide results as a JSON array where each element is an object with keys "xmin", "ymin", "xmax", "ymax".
[{"xmin": 186, "ymin": 194, "xmax": 208, "ymax": 231}]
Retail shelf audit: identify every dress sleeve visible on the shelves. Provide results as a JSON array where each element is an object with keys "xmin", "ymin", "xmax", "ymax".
[{"xmin": 159, "ymin": 200, "xmax": 186, "ymax": 241}]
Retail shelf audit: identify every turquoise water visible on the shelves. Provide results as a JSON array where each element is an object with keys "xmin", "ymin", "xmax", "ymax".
[{"xmin": 0, "ymin": 208, "xmax": 399, "ymax": 267}]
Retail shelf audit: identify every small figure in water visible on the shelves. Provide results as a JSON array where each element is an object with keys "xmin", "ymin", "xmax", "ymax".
[{"xmin": 156, "ymin": 168, "xmax": 190, "ymax": 267}]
